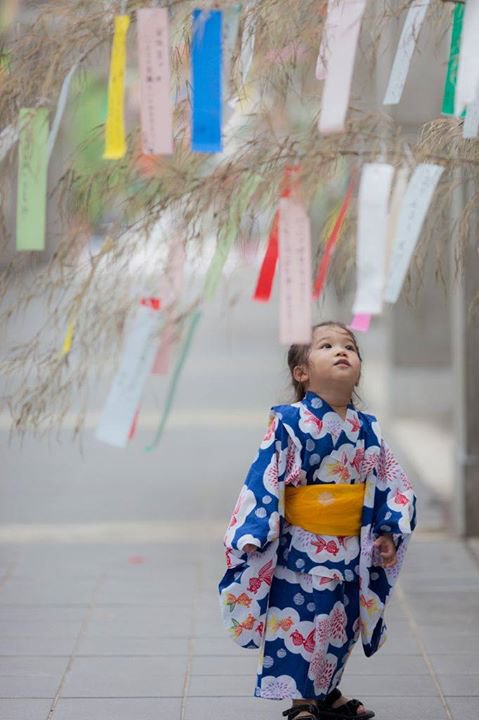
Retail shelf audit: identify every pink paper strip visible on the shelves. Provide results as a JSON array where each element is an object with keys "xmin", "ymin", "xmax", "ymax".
[
  {"xmin": 137, "ymin": 8, "xmax": 173, "ymax": 155},
  {"xmin": 152, "ymin": 242, "xmax": 185, "ymax": 375},
  {"xmin": 349, "ymin": 313, "xmax": 371, "ymax": 333},
  {"xmin": 318, "ymin": 0, "xmax": 367, "ymax": 134},
  {"xmin": 278, "ymin": 196, "xmax": 312, "ymax": 345}
]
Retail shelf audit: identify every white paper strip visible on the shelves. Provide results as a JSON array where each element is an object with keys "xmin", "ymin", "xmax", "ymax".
[
  {"xmin": 318, "ymin": 0, "xmax": 367, "ymax": 135},
  {"xmin": 316, "ymin": 0, "xmax": 342, "ymax": 81},
  {"xmin": 0, "ymin": 124, "xmax": 18, "ymax": 163},
  {"xmin": 383, "ymin": 0, "xmax": 430, "ymax": 106},
  {"xmin": 240, "ymin": 2, "xmax": 256, "ymax": 87},
  {"xmin": 385, "ymin": 166, "xmax": 409, "ymax": 280},
  {"xmin": 96, "ymin": 305, "xmax": 162, "ymax": 448},
  {"xmin": 278, "ymin": 196, "xmax": 312, "ymax": 345},
  {"xmin": 48, "ymin": 63, "xmax": 79, "ymax": 161},
  {"xmin": 384, "ymin": 164, "xmax": 444, "ymax": 304},
  {"xmin": 352, "ymin": 163, "xmax": 395, "ymax": 316},
  {"xmin": 464, "ymin": 95, "xmax": 479, "ymax": 139},
  {"xmin": 456, "ymin": 0, "xmax": 479, "ymax": 116}
]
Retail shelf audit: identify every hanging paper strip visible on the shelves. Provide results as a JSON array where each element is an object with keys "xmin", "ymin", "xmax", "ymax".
[
  {"xmin": 455, "ymin": 1, "xmax": 479, "ymax": 116},
  {"xmin": 442, "ymin": 3, "xmax": 465, "ymax": 117},
  {"xmin": 48, "ymin": 63, "xmax": 79, "ymax": 160},
  {"xmin": 103, "ymin": 15, "xmax": 130, "ymax": 160},
  {"xmin": 316, "ymin": 0, "xmax": 342, "ymax": 81},
  {"xmin": 191, "ymin": 9, "xmax": 223, "ymax": 153},
  {"xmin": 152, "ymin": 242, "xmax": 185, "ymax": 375},
  {"xmin": 16, "ymin": 108, "xmax": 49, "ymax": 252},
  {"xmin": 278, "ymin": 195, "xmax": 312, "ymax": 345},
  {"xmin": 350, "ymin": 313, "xmax": 371, "ymax": 333},
  {"xmin": 239, "ymin": 1, "xmax": 255, "ymax": 88},
  {"xmin": 384, "ymin": 164, "xmax": 444, "ymax": 304},
  {"xmin": 352, "ymin": 163, "xmax": 395, "ymax": 318},
  {"xmin": 383, "ymin": 0, "xmax": 431, "ymax": 106},
  {"xmin": 312, "ymin": 175, "xmax": 355, "ymax": 300},
  {"xmin": 0, "ymin": 124, "xmax": 18, "ymax": 163},
  {"xmin": 204, "ymin": 174, "xmax": 261, "ymax": 299},
  {"xmin": 464, "ymin": 94, "xmax": 479, "ymax": 139},
  {"xmin": 96, "ymin": 303, "xmax": 162, "ymax": 448},
  {"xmin": 385, "ymin": 166, "xmax": 409, "ymax": 279},
  {"xmin": 318, "ymin": 0, "xmax": 366, "ymax": 135},
  {"xmin": 145, "ymin": 310, "xmax": 202, "ymax": 452},
  {"xmin": 223, "ymin": 5, "xmax": 241, "ymax": 97},
  {"xmin": 252, "ymin": 211, "xmax": 279, "ymax": 302},
  {"xmin": 137, "ymin": 8, "xmax": 173, "ymax": 156}
]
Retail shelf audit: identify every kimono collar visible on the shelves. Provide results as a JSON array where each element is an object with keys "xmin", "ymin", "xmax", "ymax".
[{"xmin": 302, "ymin": 390, "xmax": 355, "ymax": 419}]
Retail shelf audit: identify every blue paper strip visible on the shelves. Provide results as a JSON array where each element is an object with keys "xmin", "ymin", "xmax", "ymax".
[{"xmin": 191, "ymin": 9, "xmax": 223, "ymax": 153}]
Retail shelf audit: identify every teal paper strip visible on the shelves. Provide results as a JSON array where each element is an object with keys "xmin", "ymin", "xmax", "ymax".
[
  {"xmin": 145, "ymin": 310, "xmax": 202, "ymax": 451},
  {"xmin": 442, "ymin": 4, "xmax": 465, "ymax": 117}
]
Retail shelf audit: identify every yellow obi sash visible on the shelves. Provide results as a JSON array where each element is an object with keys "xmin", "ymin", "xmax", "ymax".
[{"xmin": 285, "ymin": 483, "xmax": 365, "ymax": 536}]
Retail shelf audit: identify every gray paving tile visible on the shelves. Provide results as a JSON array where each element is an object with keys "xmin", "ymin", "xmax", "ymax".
[
  {"xmin": 0, "ymin": 580, "xmax": 96, "ymax": 606},
  {"xmin": 86, "ymin": 605, "xmax": 194, "ymax": 637},
  {"xmin": 421, "ymin": 635, "xmax": 479, "ymax": 654},
  {"xmin": 183, "ymin": 696, "xmax": 285, "ymax": 720},
  {"xmin": 447, "ymin": 696, "xmax": 479, "ymax": 720},
  {"xmin": 430, "ymin": 654, "xmax": 479, "ymax": 675},
  {"xmin": 0, "ymin": 620, "xmax": 82, "ymax": 638},
  {"xmin": 191, "ymin": 654, "xmax": 258, "ymax": 676},
  {"xmin": 188, "ymin": 674, "xmax": 254, "ymax": 697},
  {"xmin": 76, "ymin": 635, "xmax": 189, "ymax": 656},
  {"xmin": 0, "ymin": 637, "xmax": 76, "ymax": 656},
  {"xmin": 346, "ymin": 653, "xmax": 430, "ymax": 675},
  {"xmin": 358, "ymin": 696, "xmax": 449, "ymax": 720},
  {"xmin": 0, "ymin": 699, "xmax": 51, "ymax": 719},
  {"xmin": 438, "ymin": 674, "xmax": 479, "ymax": 696},
  {"xmin": 0, "ymin": 675, "xmax": 58, "ymax": 699},
  {"xmin": 0, "ymin": 657, "xmax": 68, "ymax": 675},
  {"xmin": 343, "ymin": 673, "xmax": 438, "ymax": 697},
  {"xmin": 61, "ymin": 657, "xmax": 187, "ymax": 698},
  {"xmin": 53, "ymin": 698, "xmax": 182, "ymax": 720}
]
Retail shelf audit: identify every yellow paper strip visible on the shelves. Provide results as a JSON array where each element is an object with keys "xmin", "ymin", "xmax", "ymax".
[
  {"xmin": 62, "ymin": 320, "xmax": 75, "ymax": 355},
  {"xmin": 103, "ymin": 15, "xmax": 130, "ymax": 160}
]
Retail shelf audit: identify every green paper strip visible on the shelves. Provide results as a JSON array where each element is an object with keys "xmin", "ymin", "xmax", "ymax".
[
  {"xmin": 204, "ymin": 173, "xmax": 262, "ymax": 299},
  {"xmin": 16, "ymin": 108, "xmax": 49, "ymax": 252},
  {"xmin": 145, "ymin": 310, "xmax": 202, "ymax": 452},
  {"xmin": 442, "ymin": 3, "xmax": 465, "ymax": 117}
]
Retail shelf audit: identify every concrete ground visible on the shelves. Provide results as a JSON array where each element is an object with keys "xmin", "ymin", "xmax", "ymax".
[{"xmin": 0, "ymin": 267, "xmax": 477, "ymax": 720}]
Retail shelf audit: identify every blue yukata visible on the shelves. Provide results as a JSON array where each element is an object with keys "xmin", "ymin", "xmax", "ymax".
[{"xmin": 218, "ymin": 391, "xmax": 416, "ymax": 701}]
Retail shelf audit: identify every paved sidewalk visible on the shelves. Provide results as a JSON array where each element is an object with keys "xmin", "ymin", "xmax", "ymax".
[{"xmin": 0, "ymin": 522, "xmax": 477, "ymax": 720}]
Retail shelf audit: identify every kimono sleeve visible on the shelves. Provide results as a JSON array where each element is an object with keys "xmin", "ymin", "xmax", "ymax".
[
  {"xmin": 373, "ymin": 439, "xmax": 417, "ymax": 542},
  {"xmin": 224, "ymin": 412, "xmax": 289, "ymax": 554}
]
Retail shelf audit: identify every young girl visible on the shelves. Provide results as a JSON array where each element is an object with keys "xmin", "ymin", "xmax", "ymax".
[{"xmin": 219, "ymin": 322, "xmax": 416, "ymax": 720}]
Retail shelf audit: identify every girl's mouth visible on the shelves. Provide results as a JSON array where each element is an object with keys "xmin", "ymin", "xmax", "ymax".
[{"xmin": 334, "ymin": 359, "xmax": 351, "ymax": 367}]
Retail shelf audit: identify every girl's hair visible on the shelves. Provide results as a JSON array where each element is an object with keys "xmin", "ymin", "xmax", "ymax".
[{"xmin": 287, "ymin": 321, "xmax": 362, "ymax": 402}]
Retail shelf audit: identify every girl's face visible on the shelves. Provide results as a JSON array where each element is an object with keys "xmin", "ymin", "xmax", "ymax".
[{"xmin": 294, "ymin": 325, "xmax": 361, "ymax": 396}]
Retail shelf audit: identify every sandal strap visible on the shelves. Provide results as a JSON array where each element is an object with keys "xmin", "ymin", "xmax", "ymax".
[
  {"xmin": 316, "ymin": 698, "xmax": 373, "ymax": 720},
  {"xmin": 322, "ymin": 688, "xmax": 342, "ymax": 708},
  {"xmin": 282, "ymin": 704, "xmax": 318, "ymax": 720}
]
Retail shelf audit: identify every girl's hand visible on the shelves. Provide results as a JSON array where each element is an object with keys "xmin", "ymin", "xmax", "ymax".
[
  {"xmin": 374, "ymin": 534, "xmax": 397, "ymax": 568},
  {"xmin": 242, "ymin": 543, "xmax": 260, "ymax": 554}
]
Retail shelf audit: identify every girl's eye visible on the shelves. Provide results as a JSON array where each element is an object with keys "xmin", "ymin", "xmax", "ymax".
[
  {"xmin": 346, "ymin": 345, "xmax": 355, "ymax": 352},
  {"xmin": 320, "ymin": 343, "xmax": 332, "ymax": 349}
]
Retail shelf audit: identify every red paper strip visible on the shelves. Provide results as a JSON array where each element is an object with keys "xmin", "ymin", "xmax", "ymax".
[
  {"xmin": 253, "ymin": 211, "xmax": 279, "ymax": 301},
  {"xmin": 140, "ymin": 297, "xmax": 161, "ymax": 311},
  {"xmin": 252, "ymin": 166, "xmax": 300, "ymax": 302},
  {"xmin": 128, "ymin": 406, "xmax": 140, "ymax": 441},
  {"xmin": 349, "ymin": 313, "xmax": 371, "ymax": 333},
  {"xmin": 312, "ymin": 176, "xmax": 355, "ymax": 300}
]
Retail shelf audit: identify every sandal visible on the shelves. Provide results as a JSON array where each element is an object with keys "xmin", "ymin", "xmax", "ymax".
[
  {"xmin": 282, "ymin": 704, "xmax": 319, "ymax": 720},
  {"xmin": 316, "ymin": 688, "xmax": 375, "ymax": 720}
]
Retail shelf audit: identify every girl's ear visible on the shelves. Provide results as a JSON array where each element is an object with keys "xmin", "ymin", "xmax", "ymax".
[{"xmin": 293, "ymin": 364, "xmax": 309, "ymax": 384}]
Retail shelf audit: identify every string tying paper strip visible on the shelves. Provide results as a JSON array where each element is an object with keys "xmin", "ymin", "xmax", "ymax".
[
  {"xmin": 104, "ymin": 15, "xmax": 130, "ymax": 160},
  {"xmin": 278, "ymin": 193, "xmax": 312, "ymax": 345},
  {"xmin": 351, "ymin": 163, "xmax": 395, "ymax": 330},
  {"xmin": 384, "ymin": 164, "xmax": 444, "ymax": 304},
  {"xmin": 191, "ymin": 9, "xmax": 223, "ymax": 153},
  {"xmin": 137, "ymin": 8, "xmax": 173, "ymax": 156},
  {"xmin": 16, "ymin": 108, "xmax": 49, "ymax": 252},
  {"xmin": 96, "ymin": 302, "xmax": 162, "ymax": 448},
  {"xmin": 318, "ymin": 0, "xmax": 367, "ymax": 135},
  {"xmin": 383, "ymin": 0, "xmax": 431, "ymax": 106}
]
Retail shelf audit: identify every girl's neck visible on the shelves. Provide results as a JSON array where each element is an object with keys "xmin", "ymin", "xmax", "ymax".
[{"xmin": 307, "ymin": 386, "xmax": 353, "ymax": 419}]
